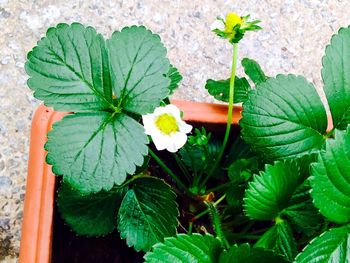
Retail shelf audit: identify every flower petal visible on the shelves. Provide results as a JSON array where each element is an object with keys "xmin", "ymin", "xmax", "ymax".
[
  {"xmin": 166, "ymin": 132, "xmax": 188, "ymax": 152},
  {"xmin": 179, "ymin": 121, "xmax": 192, "ymax": 134},
  {"xmin": 165, "ymin": 104, "xmax": 182, "ymax": 118},
  {"xmin": 153, "ymin": 104, "xmax": 174, "ymax": 116},
  {"xmin": 142, "ymin": 114, "xmax": 157, "ymax": 135},
  {"xmin": 151, "ymin": 132, "xmax": 168, "ymax": 151}
]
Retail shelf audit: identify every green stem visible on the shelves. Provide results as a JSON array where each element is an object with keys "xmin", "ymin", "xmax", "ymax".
[
  {"xmin": 239, "ymin": 221, "xmax": 255, "ymax": 234},
  {"xmin": 174, "ymin": 153, "xmax": 191, "ymax": 183},
  {"xmin": 195, "ymin": 147, "xmax": 209, "ymax": 189},
  {"xmin": 324, "ymin": 127, "xmax": 335, "ymax": 139},
  {"xmin": 112, "ymin": 173, "xmax": 149, "ymax": 190},
  {"xmin": 188, "ymin": 222, "xmax": 193, "ymax": 235},
  {"xmin": 214, "ymin": 194, "xmax": 227, "ymax": 206},
  {"xmin": 249, "ymin": 227, "xmax": 271, "ymax": 234},
  {"xmin": 185, "ymin": 146, "xmax": 197, "ymax": 177},
  {"xmin": 206, "ymin": 202, "xmax": 230, "ymax": 249},
  {"xmin": 148, "ymin": 148, "xmax": 189, "ymax": 194},
  {"xmin": 207, "ymin": 181, "xmax": 236, "ymax": 193},
  {"xmin": 109, "ymin": 173, "xmax": 149, "ymax": 197},
  {"xmin": 192, "ymin": 194, "xmax": 226, "ymax": 222},
  {"xmin": 192, "ymin": 164, "xmax": 206, "ymax": 191},
  {"xmin": 200, "ymin": 43, "xmax": 239, "ymax": 187}
]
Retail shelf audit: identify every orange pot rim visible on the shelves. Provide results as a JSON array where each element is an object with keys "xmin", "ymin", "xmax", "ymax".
[{"xmin": 19, "ymin": 100, "xmax": 241, "ymax": 263}]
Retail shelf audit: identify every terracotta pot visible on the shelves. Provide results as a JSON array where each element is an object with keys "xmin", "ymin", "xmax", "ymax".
[{"xmin": 19, "ymin": 100, "xmax": 242, "ymax": 263}]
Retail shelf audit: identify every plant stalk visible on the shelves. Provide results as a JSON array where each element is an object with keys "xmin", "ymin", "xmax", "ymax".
[
  {"xmin": 188, "ymin": 222, "xmax": 193, "ymax": 235},
  {"xmin": 112, "ymin": 172, "xmax": 150, "ymax": 190},
  {"xmin": 206, "ymin": 202, "xmax": 230, "ymax": 249},
  {"xmin": 174, "ymin": 153, "xmax": 192, "ymax": 183},
  {"xmin": 200, "ymin": 43, "xmax": 239, "ymax": 187},
  {"xmin": 191, "ymin": 194, "xmax": 226, "ymax": 222},
  {"xmin": 207, "ymin": 181, "xmax": 236, "ymax": 193},
  {"xmin": 148, "ymin": 148, "xmax": 189, "ymax": 194},
  {"xmin": 324, "ymin": 127, "xmax": 335, "ymax": 139}
]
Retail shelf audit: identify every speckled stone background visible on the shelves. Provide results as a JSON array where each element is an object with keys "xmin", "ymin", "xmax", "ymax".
[{"xmin": 0, "ymin": 0, "xmax": 349, "ymax": 261}]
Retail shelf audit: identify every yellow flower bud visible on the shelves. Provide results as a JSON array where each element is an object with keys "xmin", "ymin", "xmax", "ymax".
[
  {"xmin": 224, "ymin": 13, "xmax": 242, "ymax": 33},
  {"xmin": 212, "ymin": 13, "xmax": 261, "ymax": 44}
]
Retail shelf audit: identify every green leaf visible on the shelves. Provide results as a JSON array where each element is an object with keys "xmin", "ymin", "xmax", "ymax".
[
  {"xmin": 255, "ymin": 221, "xmax": 297, "ymax": 261},
  {"xmin": 322, "ymin": 26, "xmax": 350, "ymax": 129},
  {"xmin": 107, "ymin": 26, "xmax": 170, "ymax": 115},
  {"xmin": 27, "ymin": 24, "xmax": 172, "ymax": 195},
  {"xmin": 57, "ymin": 180, "xmax": 126, "ymax": 236},
  {"xmin": 179, "ymin": 138, "xmax": 220, "ymax": 174},
  {"xmin": 220, "ymin": 243, "xmax": 289, "ymax": 263},
  {"xmin": 118, "ymin": 177, "xmax": 179, "ymax": 252},
  {"xmin": 295, "ymin": 225, "xmax": 350, "ymax": 263},
  {"xmin": 227, "ymin": 157, "xmax": 259, "ymax": 183},
  {"xmin": 205, "ymin": 77, "xmax": 251, "ymax": 103},
  {"xmin": 281, "ymin": 181, "xmax": 323, "ymax": 232},
  {"xmin": 45, "ymin": 112, "xmax": 148, "ymax": 194},
  {"xmin": 244, "ymin": 160, "xmax": 304, "ymax": 220},
  {"xmin": 166, "ymin": 65, "xmax": 182, "ymax": 94},
  {"xmin": 225, "ymin": 136, "xmax": 256, "ymax": 167},
  {"xmin": 310, "ymin": 128, "xmax": 350, "ymax": 224},
  {"xmin": 225, "ymin": 183, "xmax": 246, "ymax": 208},
  {"xmin": 241, "ymin": 58, "xmax": 268, "ymax": 85},
  {"xmin": 240, "ymin": 75, "xmax": 327, "ymax": 159},
  {"xmin": 147, "ymin": 235, "xmax": 289, "ymax": 263},
  {"xmin": 25, "ymin": 23, "xmax": 113, "ymax": 112},
  {"xmin": 144, "ymin": 234, "xmax": 222, "ymax": 263},
  {"xmin": 179, "ymin": 144, "xmax": 206, "ymax": 171}
]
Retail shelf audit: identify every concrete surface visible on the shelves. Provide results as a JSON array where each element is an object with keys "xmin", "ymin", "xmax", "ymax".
[{"xmin": 0, "ymin": 0, "xmax": 349, "ymax": 261}]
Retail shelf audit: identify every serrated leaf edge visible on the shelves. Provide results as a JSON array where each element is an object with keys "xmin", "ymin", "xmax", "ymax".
[{"xmin": 118, "ymin": 177, "xmax": 179, "ymax": 252}]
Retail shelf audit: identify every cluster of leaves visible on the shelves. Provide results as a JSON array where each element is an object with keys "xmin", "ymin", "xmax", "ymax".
[
  {"xmin": 58, "ymin": 174, "xmax": 179, "ymax": 251},
  {"xmin": 147, "ymin": 25, "xmax": 350, "ymax": 261},
  {"xmin": 26, "ymin": 21, "xmax": 350, "ymax": 262},
  {"xmin": 26, "ymin": 23, "xmax": 183, "ymax": 194},
  {"xmin": 203, "ymin": 26, "xmax": 350, "ymax": 262},
  {"xmin": 25, "ymin": 23, "xmax": 184, "ymax": 254}
]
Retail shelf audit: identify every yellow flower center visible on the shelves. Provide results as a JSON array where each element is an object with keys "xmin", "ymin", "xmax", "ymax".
[
  {"xmin": 155, "ymin": 114, "xmax": 179, "ymax": 135},
  {"xmin": 225, "ymin": 13, "xmax": 242, "ymax": 33}
]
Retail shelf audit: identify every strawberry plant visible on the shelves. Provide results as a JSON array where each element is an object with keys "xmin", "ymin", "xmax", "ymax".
[{"xmin": 25, "ymin": 12, "xmax": 350, "ymax": 263}]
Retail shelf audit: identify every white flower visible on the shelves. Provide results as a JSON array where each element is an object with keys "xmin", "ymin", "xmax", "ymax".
[
  {"xmin": 210, "ymin": 18, "xmax": 225, "ymax": 31},
  {"xmin": 142, "ymin": 104, "xmax": 192, "ymax": 153}
]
